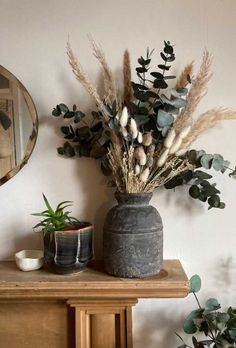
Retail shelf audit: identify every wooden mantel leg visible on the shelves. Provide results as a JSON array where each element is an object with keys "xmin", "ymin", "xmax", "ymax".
[{"xmin": 68, "ymin": 298, "xmax": 138, "ymax": 348}]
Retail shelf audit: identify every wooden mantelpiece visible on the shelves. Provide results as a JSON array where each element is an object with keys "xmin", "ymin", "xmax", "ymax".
[{"xmin": 0, "ymin": 260, "xmax": 189, "ymax": 348}]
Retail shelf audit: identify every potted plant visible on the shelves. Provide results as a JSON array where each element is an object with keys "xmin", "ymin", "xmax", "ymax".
[
  {"xmin": 176, "ymin": 275, "xmax": 236, "ymax": 348},
  {"xmin": 51, "ymin": 39, "xmax": 236, "ymax": 277},
  {"xmin": 32, "ymin": 194, "xmax": 93, "ymax": 274}
]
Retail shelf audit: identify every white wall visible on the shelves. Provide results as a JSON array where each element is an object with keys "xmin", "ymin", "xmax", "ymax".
[{"xmin": 0, "ymin": 0, "xmax": 236, "ymax": 347}]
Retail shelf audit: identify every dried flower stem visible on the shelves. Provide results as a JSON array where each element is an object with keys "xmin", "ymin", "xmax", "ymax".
[
  {"xmin": 175, "ymin": 61, "xmax": 194, "ymax": 90},
  {"xmin": 66, "ymin": 42, "xmax": 109, "ymax": 121},
  {"xmin": 173, "ymin": 51, "xmax": 213, "ymax": 133},
  {"xmin": 123, "ymin": 50, "xmax": 132, "ymax": 105},
  {"xmin": 182, "ymin": 108, "xmax": 236, "ymax": 148},
  {"xmin": 89, "ymin": 36, "xmax": 117, "ymax": 105},
  {"xmin": 145, "ymin": 157, "xmax": 194, "ymax": 192}
]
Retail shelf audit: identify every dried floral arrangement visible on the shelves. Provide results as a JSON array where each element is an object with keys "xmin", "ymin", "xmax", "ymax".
[{"xmin": 52, "ymin": 39, "xmax": 236, "ymax": 209}]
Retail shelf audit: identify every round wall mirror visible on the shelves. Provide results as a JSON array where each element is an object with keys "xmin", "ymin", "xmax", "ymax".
[{"xmin": 0, "ymin": 66, "xmax": 38, "ymax": 185}]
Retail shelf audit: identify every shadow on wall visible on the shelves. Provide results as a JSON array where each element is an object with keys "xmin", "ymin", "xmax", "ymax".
[
  {"xmin": 134, "ymin": 257, "xmax": 236, "ymax": 348},
  {"xmin": 38, "ymin": 114, "xmax": 116, "ymax": 260},
  {"xmin": 210, "ymin": 256, "xmax": 236, "ymax": 305},
  {"xmin": 134, "ymin": 300, "xmax": 186, "ymax": 348},
  {"xmin": 152, "ymin": 184, "xmax": 204, "ymax": 218},
  {"xmin": 13, "ymin": 229, "xmax": 43, "ymax": 258},
  {"xmin": 74, "ymin": 156, "xmax": 115, "ymax": 260}
]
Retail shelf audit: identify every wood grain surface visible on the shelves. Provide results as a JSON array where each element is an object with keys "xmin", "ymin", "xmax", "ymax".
[{"xmin": 0, "ymin": 259, "xmax": 189, "ymax": 299}]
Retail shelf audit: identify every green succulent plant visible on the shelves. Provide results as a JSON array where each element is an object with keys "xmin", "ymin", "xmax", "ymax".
[
  {"xmin": 32, "ymin": 194, "xmax": 80, "ymax": 235},
  {"xmin": 176, "ymin": 275, "xmax": 236, "ymax": 348}
]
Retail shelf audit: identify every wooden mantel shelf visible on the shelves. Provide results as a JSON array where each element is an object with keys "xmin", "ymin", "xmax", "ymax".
[
  {"xmin": 0, "ymin": 259, "xmax": 189, "ymax": 299},
  {"xmin": 0, "ymin": 260, "xmax": 189, "ymax": 348}
]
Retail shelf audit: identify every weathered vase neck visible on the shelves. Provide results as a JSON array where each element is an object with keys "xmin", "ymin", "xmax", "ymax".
[{"xmin": 115, "ymin": 192, "xmax": 153, "ymax": 205}]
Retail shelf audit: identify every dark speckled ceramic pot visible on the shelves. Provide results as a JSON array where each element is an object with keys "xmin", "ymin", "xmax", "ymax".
[
  {"xmin": 103, "ymin": 192, "xmax": 163, "ymax": 278},
  {"xmin": 44, "ymin": 222, "xmax": 93, "ymax": 274}
]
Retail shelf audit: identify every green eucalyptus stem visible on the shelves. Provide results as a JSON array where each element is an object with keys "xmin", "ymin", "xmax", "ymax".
[
  {"xmin": 193, "ymin": 292, "xmax": 219, "ymax": 347},
  {"xmin": 193, "ymin": 292, "xmax": 202, "ymax": 309}
]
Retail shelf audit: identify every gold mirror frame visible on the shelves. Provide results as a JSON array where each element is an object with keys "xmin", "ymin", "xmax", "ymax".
[{"xmin": 0, "ymin": 66, "xmax": 38, "ymax": 186}]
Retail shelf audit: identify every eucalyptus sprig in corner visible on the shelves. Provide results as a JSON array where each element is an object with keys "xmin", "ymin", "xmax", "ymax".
[{"xmin": 176, "ymin": 275, "xmax": 236, "ymax": 348}]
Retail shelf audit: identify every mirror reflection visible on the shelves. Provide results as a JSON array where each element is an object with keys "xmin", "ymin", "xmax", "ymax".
[{"xmin": 0, "ymin": 66, "xmax": 38, "ymax": 185}]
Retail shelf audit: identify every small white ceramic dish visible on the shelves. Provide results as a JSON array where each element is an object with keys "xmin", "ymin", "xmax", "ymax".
[{"xmin": 15, "ymin": 250, "xmax": 44, "ymax": 271}]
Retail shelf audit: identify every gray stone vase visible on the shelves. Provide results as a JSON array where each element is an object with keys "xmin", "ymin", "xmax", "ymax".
[{"xmin": 103, "ymin": 192, "xmax": 163, "ymax": 278}]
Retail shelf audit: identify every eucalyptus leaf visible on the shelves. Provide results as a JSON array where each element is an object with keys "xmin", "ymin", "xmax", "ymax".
[
  {"xmin": 59, "ymin": 103, "xmax": 69, "ymax": 113},
  {"xmin": 160, "ymin": 52, "xmax": 168, "ymax": 62},
  {"xmin": 157, "ymin": 110, "xmax": 174, "ymax": 128},
  {"xmin": 202, "ymin": 184, "xmax": 220, "ymax": 196},
  {"xmin": 229, "ymin": 329, "xmax": 236, "ymax": 339},
  {"xmin": 160, "ymin": 94, "xmax": 186, "ymax": 108},
  {"xmin": 61, "ymin": 126, "xmax": 70, "ymax": 135},
  {"xmin": 212, "ymin": 154, "xmax": 224, "ymax": 171},
  {"xmin": 164, "ymin": 44, "xmax": 174, "ymax": 55},
  {"xmin": 104, "ymin": 104, "xmax": 114, "ymax": 117},
  {"xmin": 134, "ymin": 115, "xmax": 149, "ymax": 126},
  {"xmin": 167, "ymin": 54, "xmax": 175, "ymax": 62},
  {"xmin": 63, "ymin": 142, "xmax": 75, "ymax": 157},
  {"xmin": 217, "ymin": 313, "xmax": 230, "ymax": 323},
  {"xmin": 194, "ymin": 170, "xmax": 212, "ymax": 180},
  {"xmin": 229, "ymin": 167, "xmax": 236, "ymax": 179},
  {"xmin": 150, "ymin": 72, "xmax": 163, "ymax": 79},
  {"xmin": 200, "ymin": 154, "xmax": 213, "ymax": 169},
  {"xmin": 208, "ymin": 195, "xmax": 220, "ymax": 208},
  {"xmin": 189, "ymin": 185, "xmax": 200, "ymax": 199},
  {"xmin": 73, "ymin": 145, "xmax": 81, "ymax": 157},
  {"xmin": 153, "ymin": 78, "xmax": 168, "ymax": 89},
  {"xmin": 57, "ymin": 147, "xmax": 64, "ymax": 155},
  {"xmin": 183, "ymin": 318, "xmax": 197, "ymax": 335},
  {"xmin": 206, "ymin": 298, "xmax": 220, "ymax": 310},
  {"xmin": 74, "ymin": 111, "xmax": 85, "ymax": 123},
  {"xmin": 136, "ymin": 67, "xmax": 147, "ymax": 73},
  {"xmin": 64, "ymin": 111, "xmax": 75, "ymax": 119},
  {"xmin": 52, "ymin": 106, "xmax": 62, "ymax": 117},
  {"xmin": 187, "ymin": 150, "xmax": 197, "ymax": 163},
  {"xmin": 183, "ymin": 309, "xmax": 203, "ymax": 334},
  {"xmin": 189, "ymin": 275, "xmax": 202, "ymax": 293},
  {"xmin": 169, "ymin": 97, "xmax": 186, "ymax": 109},
  {"xmin": 164, "ymin": 175, "xmax": 183, "ymax": 189},
  {"xmin": 158, "ymin": 64, "xmax": 171, "ymax": 71}
]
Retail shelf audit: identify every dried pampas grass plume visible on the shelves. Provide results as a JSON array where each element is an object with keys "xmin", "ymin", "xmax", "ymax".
[
  {"xmin": 175, "ymin": 61, "xmax": 194, "ymax": 90},
  {"xmin": 123, "ymin": 50, "xmax": 132, "ymax": 105},
  {"xmin": 174, "ymin": 50, "xmax": 213, "ymax": 133},
  {"xmin": 182, "ymin": 107, "xmax": 236, "ymax": 148},
  {"xmin": 66, "ymin": 42, "xmax": 107, "ymax": 118},
  {"xmin": 88, "ymin": 36, "xmax": 117, "ymax": 105}
]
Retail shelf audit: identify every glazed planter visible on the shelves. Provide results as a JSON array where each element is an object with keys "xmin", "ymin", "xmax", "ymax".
[
  {"xmin": 44, "ymin": 222, "xmax": 93, "ymax": 274},
  {"xmin": 103, "ymin": 192, "xmax": 163, "ymax": 278}
]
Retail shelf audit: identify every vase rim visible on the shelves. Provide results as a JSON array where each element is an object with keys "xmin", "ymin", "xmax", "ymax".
[
  {"xmin": 115, "ymin": 192, "xmax": 153, "ymax": 196},
  {"xmin": 115, "ymin": 192, "xmax": 153, "ymax": 204}
]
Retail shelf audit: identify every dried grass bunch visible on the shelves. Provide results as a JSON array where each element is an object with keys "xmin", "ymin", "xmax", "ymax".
[{"xmin": 52, "ymin": 40, "xmax": 236, "ymax": 209}]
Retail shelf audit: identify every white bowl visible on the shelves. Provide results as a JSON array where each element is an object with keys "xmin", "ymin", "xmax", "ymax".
[{"xmin": 15, "ymin": 250, "xmax": 44, "ymax": 271}]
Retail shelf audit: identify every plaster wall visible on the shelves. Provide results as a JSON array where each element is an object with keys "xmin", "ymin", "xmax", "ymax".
[{"xmin": 0, "ymin": 0, "xmax": 236, "ymax": 347}]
